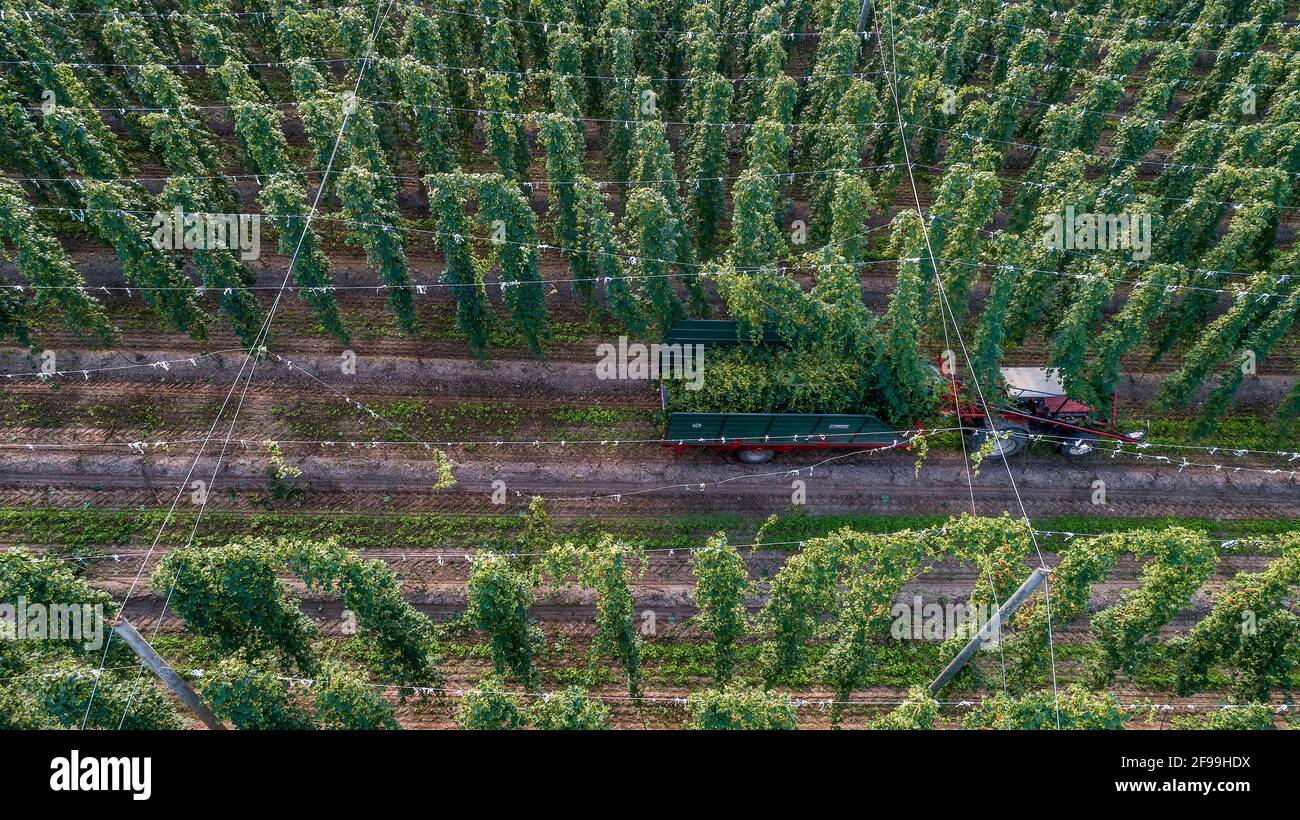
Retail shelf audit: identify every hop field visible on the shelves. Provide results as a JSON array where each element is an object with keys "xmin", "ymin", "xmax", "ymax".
[{"xmin": 0, "ymin": 0, "xmax": 1298, "ymax": 735}]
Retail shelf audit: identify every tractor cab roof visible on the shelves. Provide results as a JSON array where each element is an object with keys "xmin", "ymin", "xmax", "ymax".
[{"xmin": 1000, "ymin": 367, "xmax": 1067, "ymax": 399}]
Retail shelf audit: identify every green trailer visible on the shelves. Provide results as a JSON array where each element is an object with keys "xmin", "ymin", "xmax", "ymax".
[
  {"xmin": 661, "ymin": 320, "xmax": 901, "ymax": 463},
  {"xmin": 661, "ymin": 318, "xmax": 785, "ymax": 347}
]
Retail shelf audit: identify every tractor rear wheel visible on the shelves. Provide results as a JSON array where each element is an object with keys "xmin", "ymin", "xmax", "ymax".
[{"xmin": 968, "ymin": 421, "xmax": 1029, "ymax": 457}]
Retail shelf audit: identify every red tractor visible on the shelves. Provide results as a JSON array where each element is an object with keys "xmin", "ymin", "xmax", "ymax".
[{"xmin": 944, "ymin": 365, "xmax": 1147, "ymax": 457}]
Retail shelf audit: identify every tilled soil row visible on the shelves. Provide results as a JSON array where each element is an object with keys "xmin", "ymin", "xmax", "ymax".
[
  {"xmin": 2, "ymin": 447, "xmax": 1296, "ymax": 519},
  {"xmin": 2, "ymin": 346, "xmax": 1295, "ymax": 432}
]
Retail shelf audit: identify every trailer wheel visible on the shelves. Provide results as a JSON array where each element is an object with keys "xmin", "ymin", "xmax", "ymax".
[
  {"xmin": 968, "ymin": 421, "xmax": 1029, "ymax": 457},
  {"xmin": 735, "ymin": 448, "xmax": 776, "ymax": 464},
  {"xmin": 1058, "ymin": 433, "xmax": 1098, "ymax": 458}
]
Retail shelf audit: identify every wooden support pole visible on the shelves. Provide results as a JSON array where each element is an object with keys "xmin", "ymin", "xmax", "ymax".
[
  {"xmin": 928, "ymin": 567, "xmax": 1049, "ymax": 696},
  {"xmin": 111, "ymin": 618, "xmax": 228, "ymax": 730}
]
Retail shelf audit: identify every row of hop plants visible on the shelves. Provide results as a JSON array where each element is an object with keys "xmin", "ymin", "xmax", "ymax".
[
  {"xmin": 2, "ymin": 505, "xmax": 1296, "ymax": 729},
  {"xmin": 458, "ymin": 505, "xmax": 1299, "ymax": 728}
]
